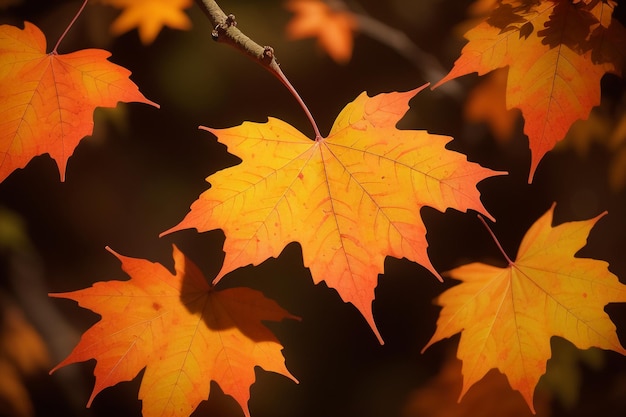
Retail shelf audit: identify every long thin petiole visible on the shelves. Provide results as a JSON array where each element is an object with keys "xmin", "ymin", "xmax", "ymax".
[
  {"xmin": 52, "ymin": 0, "xmax": 89, "ymax": 54},
  {"xmin": 195, "ymin": 0, "xmax": 322, "ymax": 140},
  {"xmin": 272, "ymin": 63, "xmax": 322, "ymax": 140},
  {"xmin": 478, "ymin": 214, "xmax": 514, "ymax": 265}
]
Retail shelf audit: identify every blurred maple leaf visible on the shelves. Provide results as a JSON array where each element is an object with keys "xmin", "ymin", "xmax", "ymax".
[
  {"xmin": 403, "ymin": 354, "xmax": 551, "ymax": 417},
  {"xmin": 100, "ymin": 0, "xmax": 193, "ymax": 44},
  {"xmin": 0, "ymin": 0, "xmax": 21, "ymax": 10},
  {"xmin": 162, "ymin": 86, "xmax": 504, "ymax": 343},
  {"xmin": 0, "ymin": 294, "xmax": 50, "ymax": 417},
  {"xmin": 560, "ymin": 99, "xmax": 626, "ymax": 191},
  {"xmin": 468, "ymin": 0, "xmax": 499, "ymax": 16},
  {"xmin": 435, "ymin": 0, "xmax": 626, "ymax": 181},
  {"xmin": 423, "ymin": 203, "xmax": 626, "ymax": 412},
  {"xmin": 453, "ymin": 0, "xmax": 500, "ymax": 35},
  {"xmin": 285, "ymin": 0, "xmax": 357, "ymax": 64},
  {"xmin": 464, "ymin": 67, "xmax": 520, "ymax": 143},
  {"xmin": 541, "ymin": 337, "xmax": 604, "ymax": 410},
  {"xmin": 0, "ymin": 22, "xmax": 158, "ymax": 182},
  {"xmin": 50, "ymin": 245, "xmax": 298, "ymax": 417},
  {"xmin": 608, "ymin": 111, "xmax": 626, "ymax": 189}
]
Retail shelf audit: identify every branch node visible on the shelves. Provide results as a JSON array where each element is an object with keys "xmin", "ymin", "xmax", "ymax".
[
  {"xmin": 211, "ymin": 13, "xmax": 237, "ymax": 41},
  {"xmin": 262, "ymin": 46, "xmax": 275, "ymax": 64},
  {"xmin": 226, "ymin": 14, "xmax": 237, "ymax": 27},
  {"xmin": 194, "ymin": 0, "xmax": 320, "ymax": 137}
]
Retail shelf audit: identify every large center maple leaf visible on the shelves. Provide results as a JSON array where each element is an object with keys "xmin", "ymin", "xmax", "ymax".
[
  {"xmin": 50, "ymin": 245, "xmax": 297, "ymax": 417},
  {"xmin": 0, "ymin": 22, "xmax": 157, "ymax": 182},
  {"xmin": 434, "ymin": 0, "xmax": 626, "ymax": 181},
  {"xmin": 162, "ymin": 86, "xmax": 503, "ymax": 343},
  {"xmin": 422, "ymin": 203, "xmax": 626, "ymax": 413}
]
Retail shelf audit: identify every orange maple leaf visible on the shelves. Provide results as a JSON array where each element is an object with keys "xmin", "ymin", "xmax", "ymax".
[
  {"xmin": 468, "ymin": 0, "xmax": 499, "ymax": 16},
  {"xmin": 404, "ymin": 354, "xmax": 551, "ymax": 417},
  {"xmin": 285, "ymin": 0, "xmax": 357, "ymax": 64},
  {"xmin": 100, "ymin": 0, "xmax": 193, "ymax": 44},
  {"xmin": 0, "ymin": 296, "xmax": 50, "ymax": 417},
  {"xmin": 50, "ymin": 245, "xmax": 298, "ymax": 417},
  {"xmin": 434, "ymin": 0, "xmax": 626, "ymax": 181},
  {"xmin": 422, "ymin": 203, "xmax": 626, "ymax": 413},
  {"xmin": 0, "ymin": 22, "xmax": 157, "ymax": 182},
  {"xmin": 162, "ymin": 86, "xmax": 504, "ymax": 343},
  {"xmin": 464, "ymin": 68, "xmax": 520, "ymax": 143}
]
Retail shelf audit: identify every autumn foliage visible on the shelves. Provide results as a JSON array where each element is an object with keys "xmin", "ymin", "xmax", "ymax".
[
  {"xmin": 161, "ymin": 86, "xmax": 502, "ymax": 343},
  {"xmin": 435, "ymin": 0, "xmax": 626, "ymax": 181},
  {"xmin": 423, "ymin": 204, "xmax": 626, "ymax": 412},
  {"xmin": 0, "ymin": 22, "xmax": 157, "ymax": 182},
  {"xmin": 1, "ymin": 1, "xmax": 626, "ymax": 417},
  {"xmin": 50, "ymin": 245, "xmax": 297, "ymax": 417}
]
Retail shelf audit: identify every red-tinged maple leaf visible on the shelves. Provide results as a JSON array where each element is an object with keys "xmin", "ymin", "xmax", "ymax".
[
  {"xmin": 100, "ymin": 0, "xmax": 193, "ymax": 44},
  {"xmin": 0, "ymin": 22, "xmax": 158, "ymax": 182},
  {"xmin": 434, "ymin": 0, "xmax": 626, "ymax": 181},
  {"xmin": 50, "ymin": 245, "xmax": 298, "ymax": 417},
  {"xmin": 285, "ymin": 0, "xmax": 357, "ymax": 64},
  {"xmin": 422, "ymin": 203, "xmax": 626, "ymax": 413},
  {"xmin": 161, "ymin": 85, "xmax": 504, "ymax": 343}
]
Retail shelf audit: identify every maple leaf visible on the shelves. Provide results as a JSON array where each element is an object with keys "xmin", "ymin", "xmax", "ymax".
[
  {"xmin": 404, "ymin": 354, "xmax": 551, "ymax": 417},
  {"xmin": 162, "ymin": 86, "xmax": 503, "ymax": 343},
  {"xmin": 0, "ymin": 294, "xmax": 50, "ymax": 417},
  {"xmin": 50, "ymin": 245, "xmax": 298, "ymax": 417},
  {"xmin": 422, "ymin": 203, "xmax": 626, "ymax": 413},
  {"xmin": 464, "ymin": 67, "xmax": 520, "ymax": 143},
  {"xmin": 0, "ymin": 22, "xmax": 158, "ymax": 182},
  {"xmin": 100, "ymin": 0, "xmax": 193, "ymax": 44},
  {"xmin": 434, "ymin": 0, "xmax": 626, "ymax": 181},
  {"xmin": 560, "ymin": 100, "xmax": 626, "ymax": 191},
  {"xmin": 285, "ymin": 0, "xmax": 357, "ymax": 64},
  {"xmin": 468, "ymin": 0, "xmax": 499, "ymax": 17}
]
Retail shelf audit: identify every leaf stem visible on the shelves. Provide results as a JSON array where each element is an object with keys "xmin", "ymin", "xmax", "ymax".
[
  {"xmin": 477, "ymin": 214, "xmax": 514, "ymax": 265},
  {"xmin": 194, "ymin": 0, "xmax": 322, "ymax": 140},
  {"xmin": 52, "ymin": 0, "xmax": 89, "ymax": 54},
  {"xmin": 273, "ymin": 63, "xmax": 323, "ymax": 140}
]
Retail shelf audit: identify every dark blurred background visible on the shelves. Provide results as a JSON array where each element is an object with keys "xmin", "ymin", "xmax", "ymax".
[{"xmin": 1, "ymin": 1, "xmax": 625, "ymax": 416}]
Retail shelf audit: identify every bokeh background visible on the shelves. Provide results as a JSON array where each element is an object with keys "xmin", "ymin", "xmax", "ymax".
[{"xmin": 1, "ymin": 1, "xmax": 626, "ymax": 416}]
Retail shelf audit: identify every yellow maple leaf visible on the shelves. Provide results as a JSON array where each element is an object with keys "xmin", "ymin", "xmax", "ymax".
[
  {"xmin": 285, "ymin": 0, "xmax": 357, "ymax": 64},
  {"xmin": 101, "ymin": 0, "xmax": 192, "ymax": 44},
  {"xmin": 422, "ymin": 203, "xmax": 626, "ymax": 413},
  {"xmin": 50, "ymin": 245, "xmax": 298, "ymax": 417},
  {"xmin": 162, "ymin": 86, "xmax": 504, "ymax": 343}
]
